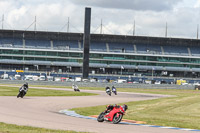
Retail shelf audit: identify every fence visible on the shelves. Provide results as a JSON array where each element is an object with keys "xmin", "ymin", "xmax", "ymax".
[{"xmin": 0, "ymin": 80, "xmax": 195, "ymax": 90}]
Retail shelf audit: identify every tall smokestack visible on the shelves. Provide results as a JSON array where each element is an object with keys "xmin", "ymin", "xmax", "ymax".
[{"xmin": 82, "ymin": 7, "xmax": 91, "ymax": 79}]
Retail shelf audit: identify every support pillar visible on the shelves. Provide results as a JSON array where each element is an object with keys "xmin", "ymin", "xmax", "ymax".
[{"xmin": 82, "ymin": 7, "xmax": 91, "ymax": 79}]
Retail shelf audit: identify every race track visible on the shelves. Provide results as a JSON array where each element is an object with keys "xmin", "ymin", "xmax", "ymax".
[{"xmin": 0, "ymin": 86, "xmax": 198, "ymax": 133}]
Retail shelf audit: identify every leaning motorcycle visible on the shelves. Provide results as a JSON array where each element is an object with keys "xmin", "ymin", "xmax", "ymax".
[
  {"xmin": 17, "ymin": 86, "xmax": 27, "ymax": 98},
  {"xmin": 74, "ymin": 87, "xmax": 80, "ymax": 92},
  {"xmin": 106, "ymin": 89, "xmax": 111, "ymax": 96},
  {"xmin": 97, "ymin": 105, "xmax": 126, "ymax": 124},
  {"xmin": 73, "ymin": 85, "xmax": 80, "ymax": 92},
  {"xmin": 112, "ymin": 88, "xmax": 117, "ymax": 95}
]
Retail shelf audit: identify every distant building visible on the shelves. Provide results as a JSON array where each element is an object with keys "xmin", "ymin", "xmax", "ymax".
[{"xmin": 0, "ymin": 29, "xmax": 200, "ymax": 78}]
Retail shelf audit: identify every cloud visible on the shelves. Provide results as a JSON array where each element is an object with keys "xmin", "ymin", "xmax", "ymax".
[
  {"xmin": 70, "ymin": 0, "xmax": 183, "ymax": 11},
  {"xmin": 194, "ymin": 0, "xmax": 200, "ymax": 8},
  {"xmin": 0, "ymin": 0, "xmax": 199, "ymax": 39},
  {"xmin": 0, "ymin": 0, "xmax": 84, "ymax": 32}
]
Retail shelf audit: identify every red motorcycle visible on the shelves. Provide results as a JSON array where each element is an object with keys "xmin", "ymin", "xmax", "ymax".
[{"xmin": 97, "ymin": 104, "xmax": 128, "ymax": 124}]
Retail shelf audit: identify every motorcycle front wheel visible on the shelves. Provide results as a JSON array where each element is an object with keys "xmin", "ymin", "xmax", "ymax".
[
  {"xmin": 97, "ymin": 112, "xmax": 105, "ymax": 122},
  {"xmin": 112, "ymin": 113, "xmax": 123, "ymax": 124},
  {"xmin": 107, "ymin": 92, "xmax": 111, "ymax": 96},
  {"xmin": 17, "ymin": 92, "xmax": 21, "ymax": 98}
]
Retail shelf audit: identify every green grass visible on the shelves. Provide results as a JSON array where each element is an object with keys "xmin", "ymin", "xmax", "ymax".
[
  {"xmin": 0, "ymin": 86, "xmax": 97, "ymax": 97},
  {"xmin": 0, "ymin": 122, "xmax": 86, "ymax": 133},
  {"xmin": 71, "ymin": 88, "xmax": 200, "ymax": 130},
  {"xmin": 0, "ymin": 85, "xmax": 94, "ymax": 133},
  {"xmin": 1, "ymin": 84, "xmax": 200, "ymax": 129}
]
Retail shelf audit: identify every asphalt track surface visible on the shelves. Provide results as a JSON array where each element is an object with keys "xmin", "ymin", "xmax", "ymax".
[{"xmin": 0, "ymin": 85, "xmax": 199, "ymax": 133}]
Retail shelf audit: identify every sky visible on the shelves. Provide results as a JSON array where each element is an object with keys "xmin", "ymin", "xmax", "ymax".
[{"xmin": 0, "ymin": 0, "xmax": 200, "ymax": 39}]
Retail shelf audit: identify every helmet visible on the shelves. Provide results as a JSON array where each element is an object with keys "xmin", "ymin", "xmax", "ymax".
[
  {"xmin": 122, "ymin": 104, "xmax": 128, "ymax": 111},
  {"xmin": 25, "ymin": 82, "xmax": 28, "ymax": 86}
]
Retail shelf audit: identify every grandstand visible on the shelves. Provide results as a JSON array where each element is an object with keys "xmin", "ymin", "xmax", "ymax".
[{"xmin": 0, "ymin": 29, "xmax": 200, "ymax": 78}]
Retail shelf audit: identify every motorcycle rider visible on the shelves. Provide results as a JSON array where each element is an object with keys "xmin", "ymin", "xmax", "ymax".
[
  {"xmin": 105, "ymin": 86, "xmax": 111, "ymax": 92},
  {"xmin": 121, "ymin": 104, "xmax": 128, "ymax": 111},
  {"xmin": 24, "ymin": 82, "xmax": 28, "ymax": 88},
  {"xmin": 72, "ymin": 84, "xmax": 75, "ymax": 89},
  {"xmin": 105, "ymin": 104, "xmax": 115, "ymax": 113},
  {"xmin": 105, "ymin": 86, "xmax": 111, "ymax": 96},
  {"xmin": 72, "ymin": 84, "xmax": 79, "ymax": 91},
  {"xmin": 106, "ymin": 86, "xmax": 110, "ymax": 91},
  {"xmin": 20, "ymin": 82, "xmax": 29, "ymax": 94},
  {"xmin": 105, "ymin": 104, "xmax": 128, "ymax": 113},
  {"xmin": 112, "ymin": 85, "xmax": 117, "ymax": 94},
  {"xmin": 17, "ymin": 82, "xmax": 28, "ymax": 98}
]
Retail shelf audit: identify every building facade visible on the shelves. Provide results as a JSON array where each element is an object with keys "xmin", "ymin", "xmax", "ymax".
[{"xmin": 0, "ymin": 30, "xmax": 200, "ymax": 78}]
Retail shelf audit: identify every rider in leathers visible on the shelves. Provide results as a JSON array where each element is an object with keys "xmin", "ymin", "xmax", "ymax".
[{"xmin": 19, "ymin": 82, "xmax": 29, "ymax": 94}]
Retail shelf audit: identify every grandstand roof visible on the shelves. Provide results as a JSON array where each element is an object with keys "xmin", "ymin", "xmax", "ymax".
[{"xmin": 0, "ymin": 29, "xmax": 200, "ymax": 46}]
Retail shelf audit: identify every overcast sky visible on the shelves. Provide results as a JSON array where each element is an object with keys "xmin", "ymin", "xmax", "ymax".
[{"xmin": 0, "ymin": 0, "xmax": 200, "ymax": 39}]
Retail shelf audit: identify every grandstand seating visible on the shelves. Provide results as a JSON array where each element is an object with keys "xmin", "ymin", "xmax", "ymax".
[
  {"xmin": 0, "ymin": 38, "xmax": 195, "ymax": 58},
  {"xmin": 25, "ymin": 39, "xmax": 50, "ymax": 48},
  {"xmin": 53, "ymin": 40, "xmax": 79, "ymax": 50},
  {"xmin": 190, "ymin": 46, "xmax": 200, "ymax": 56},
  {"xmin": 108, "ymin": 43, "xmax": 134, "ymax": 53},
  {"xmin": 1, "ymin": 38, "xmax": 197, "ymax": 57},
  {"xmin": 3, "ymin": 30, "xmax": 200, "ymax": 79},
  {"xmin": 90, "ymin": 42, "xmax": 107, "ymax": 52},
  {"xmin": 136, "ymin": 43, "xmax": 162, "ymax": 54},
  {"xmin": 0, "ymin": 38, "xmax": 22, "ymax": 47},
  {"xmin": 162, "ymin": 45, "xmax": 188, "ymax": 55}
]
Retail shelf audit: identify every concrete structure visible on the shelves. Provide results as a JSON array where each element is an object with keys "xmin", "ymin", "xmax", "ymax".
[
  {"xmin": 1, "ymin": 29, "xmax": 200, "ymax": 78},
  {"xmin": 82, "ymin": 7, "xmax": 91, "ymax": 79}
]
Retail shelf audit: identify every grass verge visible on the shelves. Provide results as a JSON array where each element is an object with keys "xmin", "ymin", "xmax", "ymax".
[
  {"xmin": 0, "ymin": 85, "xmax": 94, "ymax": 133},
  {"xmin": 0, "ymin": 86, "xmax": 97, "ymax": 97},
  {"xmin": 0, "ymin": 122, "xmax": 86, "ymax": 133},
  {"xmin": 1, "ymin": 84, "xmax": 200, "ymax": 129},
  {"xmin": 72, "ymin": 88, "xmax": 200, "ymax": 130}
]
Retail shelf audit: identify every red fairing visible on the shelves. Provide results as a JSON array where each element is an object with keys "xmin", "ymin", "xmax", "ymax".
[
  {"xmin": 104, "ymin": 106, "xmax": 125, "ymax": 121},
  {"xmin": 97, "ymin": 104, "xmax": 127, "ymax": 124}
]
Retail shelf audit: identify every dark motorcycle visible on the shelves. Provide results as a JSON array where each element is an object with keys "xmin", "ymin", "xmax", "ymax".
[
  {"xmin": 17, "ymin": 86, "xmax": 28, "ymax": 98},
  {"xmin": 112, "ymin": 87, "xmax": 117, "ymax": 95},
  {"xmin": 97, "ymin": 105, "xmax": 127, "ymax": 124},
  {"xmin": 106, "ymin": 88, "xmax": 111, "ymax": 96},
  {"xmin": 74, "ymin": 88, "xmax": 80, "ymax": 92}
]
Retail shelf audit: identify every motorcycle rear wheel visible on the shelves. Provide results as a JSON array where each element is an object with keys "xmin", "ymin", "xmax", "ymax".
[
  {"xmin": 107, "ymin": 92, "xmax": 111, "ymax": 96},
  {"xmin": 113, "ymin": 113, "xmax": 123, "ymax": 124},
  {"xmin": 17, "ymin": 91, "xmax": 23, "ymax": 98},
  {"xmin": 97, "ymin": 112, "xmax": 105, "ymax": 122}
]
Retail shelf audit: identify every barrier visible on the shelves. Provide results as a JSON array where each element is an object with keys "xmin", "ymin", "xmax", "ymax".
[{"xmin": 0, "ymin": 80, "xmax": 195, "ymax": 90}]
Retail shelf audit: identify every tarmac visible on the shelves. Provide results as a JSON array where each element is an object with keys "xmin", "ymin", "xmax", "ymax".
[{"xmin": 0, "ymin": 85, "xmax": 199, "ymax": 133}]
